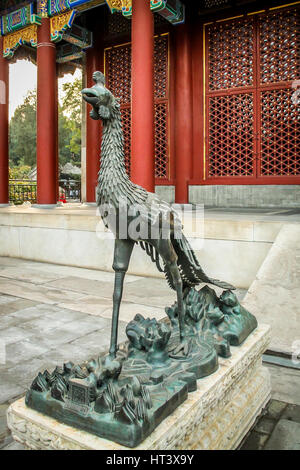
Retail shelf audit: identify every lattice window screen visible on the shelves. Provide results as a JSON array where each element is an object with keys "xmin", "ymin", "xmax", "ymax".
[
  {"xmin": 121, "ymin": 107, "xmax": 132, "ymax": 175},
  {"xmin": 258, "ymin": 9, "xmax": 300, "ymax": 177},
  {"xmin": 105, "ymin": 35, "xmax": 169, "ymax": 180},
  {"xmin": 208, "ymin": 93, "xmax": 254, "ymax": 177},
  {"xmin": 204, "ymin": 0, "xmax": 230, "ymax": 7},
  {"xmin": 205, "ymin": 7, "xmax": 300, "ymax": 181},
  {"xmin": 261, "ymin": 88, "xmax": 299, "ymax": 176},
  {"xmin": 207, "ymin": 18, "xmax": 254, "ymax": 91},
  {"xmin": 106, "ymin": 45, "xmax": 131, "ymax": 105},
  {"xmin": 259, "ymin": 9, "xmax": 299, "ymax": 85},
  {"xmin": 106, "ymin": 12, "xmax": 131, "ymax": 37}
]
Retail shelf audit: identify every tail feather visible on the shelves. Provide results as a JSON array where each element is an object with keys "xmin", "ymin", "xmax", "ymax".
[
  {"xmin": 172, "ymin": 234, "xmax": 236, "ymax": 291},
  {"xmin": 139, "ymin": 236, "xmax": 235, "ymax": 292},
  {"xmin": 140, "ymin": 241, "xmax": 164, "ymax": 273}
]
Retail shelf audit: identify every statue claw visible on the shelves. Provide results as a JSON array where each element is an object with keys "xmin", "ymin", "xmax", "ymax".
[
  {"xmin": 168, "ymin": 337, "xmax": 191, "ymax": 358},
  {"xmin": 103, "ymin": 355, "xmax": 122, "ymax": 380}
]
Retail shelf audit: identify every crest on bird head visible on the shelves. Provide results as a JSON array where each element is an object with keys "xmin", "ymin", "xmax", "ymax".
[{"xmin": 81, "ymin": 71, "xmax": 119, "ymax": 122}]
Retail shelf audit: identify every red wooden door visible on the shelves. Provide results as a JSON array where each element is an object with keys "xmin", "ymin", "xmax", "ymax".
[
  {"xmin": 205, "ymin": 6, "xmax": 300, "ymax": 184},
  {"xmin": 104, "ymin": 34, "xmax": 171, "ymax": 182}
]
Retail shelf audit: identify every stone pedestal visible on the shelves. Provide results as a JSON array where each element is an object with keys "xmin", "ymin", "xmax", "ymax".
[{"xmin": 7, "ymin": 324, "xmax": 271, "ymax": 450}]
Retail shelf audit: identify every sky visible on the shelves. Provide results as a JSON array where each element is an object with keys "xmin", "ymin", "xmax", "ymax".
[{"xmin": 9, "ymin": 60, "xmax": 82, "ymax": 119}]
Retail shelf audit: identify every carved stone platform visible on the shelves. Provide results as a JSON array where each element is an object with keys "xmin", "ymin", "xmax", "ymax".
[{"xmin": 7, "ymin": 324, "xmax": 271, "ymax": 450}]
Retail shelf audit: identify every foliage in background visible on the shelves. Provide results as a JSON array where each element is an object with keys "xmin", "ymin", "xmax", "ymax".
[
  {"xmin": 61, "ymin": 77, "xmax": 82, "ymax": 161},
  {"xmin": 9, "ymin": 77, "xmax": 82, "ymax": 171},
  {"xmin": 9, "ymin": 165, "xmax": 32, "ymax": 180},
  {"xmin": 9, "ymin": 90, "xmax": 36, "ymax": 168},
  {"xmin": 58, "ymin": 106, "xmax": 74, "ymax": 166}
]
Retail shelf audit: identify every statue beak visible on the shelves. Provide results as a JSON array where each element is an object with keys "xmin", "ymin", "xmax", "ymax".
[{"xmin": 81, "ymin": 88, "xmax": 99, "ymax": 105}]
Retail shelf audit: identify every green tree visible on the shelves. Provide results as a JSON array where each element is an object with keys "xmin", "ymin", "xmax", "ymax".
[
  {"xmin": 60, "ymin": 77, "xmax": 82, "ymax": 162},
  {"xmin": 9, "ymin": 165, "xmax": 31, "ymax": 180},
  {"xmin": 58, "ymin": 106, "xmax": 73, "ymax": 166},
  {"xmin": 9, "ymin": 89, "xmax": 37, "ymax": 167},
  {"xmin": 9, "ymin": 77, "xmax": 82, "ymax": 172}
]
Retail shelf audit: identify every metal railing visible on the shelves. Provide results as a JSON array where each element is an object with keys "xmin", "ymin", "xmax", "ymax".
[
  {"xmin": 9, "ymin": 180, "xmax": 37, "ymax": 205},
  {"xmin": 9, "ymin": 179, "xmax": 81, "ymax": 205}
]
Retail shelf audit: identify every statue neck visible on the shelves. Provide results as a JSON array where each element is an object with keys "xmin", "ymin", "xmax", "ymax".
[
  {"xmin": 97, "ymin": 105, "xmax": 132, "ymax": 205},
  {"xmin": 100, "ymin": 107, "xmax": 128, "ymax": 178}
]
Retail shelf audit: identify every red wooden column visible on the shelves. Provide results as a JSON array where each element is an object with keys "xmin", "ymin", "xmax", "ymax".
[
  {"xmin": 36, "ymin": 18, "xmax": 58, "ymax": 205},
  {"xmin": 0, "ymin": 37, "xmax": 9, "ymax": 205},
  {"xmin": 55, "ymin": 67, "xmax": 59, "ymax": 201},
  {"xmin": 191, "ymin": 18, "xmax": 205, "ymax": 183},
  {"xmin": 174, "ymin": 22, "xmax": 193, "ymax": 204},
  {"xmin": 131, "ymin": 0, "xmax": 155, "ymax": 193},
  {"xmin": 85, "ymin": 40, "xmax": 103, "ymax": 203}
]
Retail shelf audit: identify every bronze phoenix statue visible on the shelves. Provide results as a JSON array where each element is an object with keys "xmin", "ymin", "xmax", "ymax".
[{"xmin": 82, "ymin": 71, "xmax": 234, "ymax": 361}]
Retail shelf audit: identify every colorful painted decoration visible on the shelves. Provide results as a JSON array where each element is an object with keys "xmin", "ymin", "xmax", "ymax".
[
  {"xmin": 49, "ymin": 0, "xmax": 70, "ymax": 15},
  {"xmin": 106, "ymin": 0, "xmax": 185, "ymax": 24},
  {"xmin": 1, "ymin": 3, "xmax": 41, "ymax": 35},
  {"xmin": 151, "ymin": 0, "xmax": 185, "ymax": 25},
  {"xmin": 37, "ymin": 0, "xmax": 49, "ymax": 17},
  {"xmin": 120, "ymin": 0, "xmax": 131, "ymax": 17},
  {"xmin": 63, "ymin": 22, "xmax": 92, "ymax": 48},
  {"xmin": 106, "ymin": 0, "xmax": 129, "ymax": 14},
  {"xmin": 56, "ymin": 42, "xmax": 83, "ymax": 62},
  {"xmin": 3, "ymin": 24, "xmax": 38, "ymax": 58},
  {"xmin": 105, "ymin": 0, "xmax": 122, "ymax": 13},
  {"xmin": 48, "ymin": 0, "xmax": 106, "ymax": 16},
  {"xmin": 50, "ymin": 9, "xmax": 76, "ymax": 42}
]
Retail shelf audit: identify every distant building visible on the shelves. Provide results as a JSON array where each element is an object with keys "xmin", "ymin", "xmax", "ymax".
[
  {"xmin": 0, "ymin": 0, "xmax": 299, "ymax": 207},
  {"xmin": 60, "ymin": 163, "xmax": 81, "ymax": 177},
  {"xmin": 28, "ymin": 167, "xmax": 37, "ymax": 180}
]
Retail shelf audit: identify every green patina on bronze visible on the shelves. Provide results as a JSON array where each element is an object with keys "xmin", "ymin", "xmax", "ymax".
[
  {"xmin": 81, "ymin": 70, "xmax": 235, "ymax": 360},
  {"xmin": 25, "ymin": 72, "xmax": 257, "ymax": 448},
  {"xmin": 166, "ymin": 286, "xmax": 258, "ymax": 358},
  {"xmin": 25, "ymin": 284, "xmax": 256, "ymax": 447}
]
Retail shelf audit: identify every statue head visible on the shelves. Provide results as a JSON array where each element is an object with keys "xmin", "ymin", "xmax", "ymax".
[
  {"xmin": 81, "ymin": 71, "xmax": 116, "ymax": 121},
  {"xmin": 92, "ymin": 71, "xmax": 105, "ymax": 85}
]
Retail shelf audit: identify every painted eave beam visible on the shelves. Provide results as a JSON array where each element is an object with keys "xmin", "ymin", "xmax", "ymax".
[
  {"xmin": 106, "ymin": 0, "xmax": 185, "ymax": 25},
  {"xmin": 0, "ymin": 3, "xmax": 41, "ymax": 36}
]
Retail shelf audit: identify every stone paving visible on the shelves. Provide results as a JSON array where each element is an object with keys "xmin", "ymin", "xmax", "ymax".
[
  {"xmin": 0, "ymin": 256, "xmax": 299, "ymax": 450},
  {"xmin": 241, "ymin": 400, "xmax": 300, "ymax": 450},
  {"xmin": 0, "ymin": 256, "xmax": 184, "ymax": 450}
]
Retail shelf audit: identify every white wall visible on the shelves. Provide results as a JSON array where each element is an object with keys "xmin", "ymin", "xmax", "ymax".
[{"xmin": 0, "ymin": 207, "xmax": 281, "ymax": 289}]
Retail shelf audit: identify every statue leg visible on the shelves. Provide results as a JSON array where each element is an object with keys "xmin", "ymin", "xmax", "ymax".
[
  {"xmin": 154, "ymin": 239, "xmax": 189, "ymax": 355},
  {"xmin": 109, "ymin": 238, "xmax": 134, "ymax": 359}
]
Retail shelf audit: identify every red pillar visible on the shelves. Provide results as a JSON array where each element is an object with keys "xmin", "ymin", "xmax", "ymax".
[
  {"xmin": 36, "ymin": 18, "xmax": 58, "ymax": 205},
  {"xmin": 0, "ymin": 38, "xmax": 9, "ymax": 205},
  {"xmin": 192, "ymin": 18, "xmax": 205, "ymax": 182},
  {"xmin": 55, "ymin": 67, "xmax": 59, "ymax": 201},
  {"xmin": 85, "ymin": 41, "xmax": 103, "ymax": 203},
  {"xmin": 175, "ymin": 22, "xmax": 193, "ymax": 204},
  {"xmin": 131, "ymin": 0, "xmax": 155, "ymax": 193}
]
